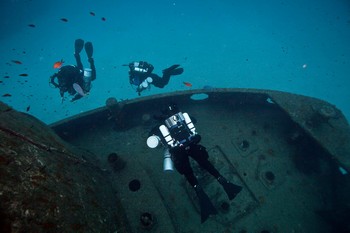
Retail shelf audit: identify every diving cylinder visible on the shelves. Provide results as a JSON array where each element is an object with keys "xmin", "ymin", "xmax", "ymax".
[
  {"xmin": 83, "ymin": 68, "xmax": 92, "ymax": 91},
  {"xmin": 183, "ymin": 112, "xmax": 196, "ymax": 134},
  {"xmin": 139, "ymin": 77, "xmax": 153, "ymax": 91},
  {"xmin": 159, "ymin": 125, "xmax": 175, "ymax": 147},
  {"xmin": 146, "ymin": 135, "xmax": 161, "ymax": 148},
  {"xmin": 163, "ymin": 148, "xmax": 174, "ymax": 172}
]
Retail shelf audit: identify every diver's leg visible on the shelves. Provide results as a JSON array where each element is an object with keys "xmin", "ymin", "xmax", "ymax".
[
  {"xmin": 152, "ymin": 65, "xmax": 184, "ymax": 88},
  {"xmin": 149, "ymin": 74, "xmax": 164, "ymax": 88},
  {"xmin": 83, "ymin": 41, "xmax": 96, "ymax": 81},
  {"xmin": 190, "ymin": 145, "xmax": 221, "ymax": 178},
  {"xmin": 172, "ymin": 148, "xmax": 217, "ymax": 223},
  {"xmin": 74, "ymin": 53, "xmax": 83, "ymax": 70},
  {"xmin": 191, "ymin": 145, "xmax": 243, "ymax": 200},
  {"xmin": 88, "ymin": 57, "xmax": 96, "ymax": 81},
  {"xmin": 74, "ymin": 39, "xmax": 84, "ymax": 70},
  {"xmin": 182, "ymin": 167, "xmax": 218, "ymax": 223}
]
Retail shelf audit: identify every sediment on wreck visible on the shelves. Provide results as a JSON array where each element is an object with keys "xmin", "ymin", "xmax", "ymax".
[{"xmin": 0, "ymin": 101, "xmax": 130, "ymax": 233}]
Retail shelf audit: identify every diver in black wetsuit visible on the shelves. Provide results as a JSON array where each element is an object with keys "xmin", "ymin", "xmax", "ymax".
[
  {"xmin": 49, "ymin": 39, "xmax": 96, "ymax": 102},
  {"xmin": 125, "ymin": 61, "xmax": 184, "ymax": 96},
  {"xmin": 147, "ymin": 103, "xmax": 243, "ymax": 223}
]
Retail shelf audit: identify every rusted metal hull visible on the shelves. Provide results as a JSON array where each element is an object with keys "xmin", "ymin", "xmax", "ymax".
[{"xmin": 2, "ymin": 88, "xmax": 349, "ymax": 232}]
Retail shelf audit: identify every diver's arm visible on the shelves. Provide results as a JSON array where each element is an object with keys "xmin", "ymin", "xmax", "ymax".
[
  {"xmin": 59, "ymin": 89, "xmax": 65, "ymax": 102},
  {"xmin": 128, "ymin": 72, "xmax": 134, "ymax": 85},
  {"xmin": 50, "ymin": 73, "xmax": 59, "ymax": 88}
]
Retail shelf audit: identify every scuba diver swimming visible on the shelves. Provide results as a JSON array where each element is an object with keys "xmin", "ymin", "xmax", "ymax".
[
  {"xmin": 146, "ymin": 103, "xmax": 243, "ymax": 223},
  {"xmin": 49, "ymin": 39, "xmax": 96, "ymax": 102},
  {"xmin": 124, "ymin": 61, "xmax": 184, "ymax": 96}
]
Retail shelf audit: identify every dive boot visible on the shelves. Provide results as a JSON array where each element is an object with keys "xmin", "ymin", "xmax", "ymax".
[
  {"xmin": 84, "ymin": 42, "xmax": 94, "ymax": 59},
  {"xmin": 74, "ymin": 39, "xmax": 84, "ymax": 54},
  {"xmin": 194, "ymin": 185, "xmax": 217, "ymax": 223},
  {"xmin": 162, "ymin": 64, "xmax": 184, "ymax": 76},
  {"xmin": 217, "ymin": 176, "xmax": 242, "ymax": 200}
]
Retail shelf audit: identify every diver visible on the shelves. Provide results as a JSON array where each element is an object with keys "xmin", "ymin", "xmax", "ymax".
[
  {"xmin": 124, "ymin": 61, "xmax": 183, "ymax": 96},
  {"xmin": 146, "ymin": 103, "xmax": 243, "ymax": 223},
  {"xmin": 49, "ymin": 39, "xmax": 96, "ymax": 102}
]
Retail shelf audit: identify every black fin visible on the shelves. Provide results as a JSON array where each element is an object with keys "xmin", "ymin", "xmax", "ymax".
[
  {"xmin": 218, "ymin": 176, "xmax": 242, "ymax": 200},
  {"xmin": 195, "ymin": 185, "xmax": 217, "ymax": 223},
  {"xmin": 162, "ymin": 64, "xmax": 181, "ymax": 74},
  {"xmin": 84, "ymin": 42, "xmax": 93, "ymax": 59},
  {"xmin": 75, "ymin": 39, "xmax": 84, "ymax": 54},
  {"xmin": 223, "ymin": 182, "xmax": 242, "ymax": 200},
  {"xmin": 171, "ymin": 67, "xmax": 184, "ymax": 75}
]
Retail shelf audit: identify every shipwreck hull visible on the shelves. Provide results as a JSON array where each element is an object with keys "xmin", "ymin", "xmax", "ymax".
[{"xmin": 2, "ymin": 88, "xmax": 350, "ymax": 232}]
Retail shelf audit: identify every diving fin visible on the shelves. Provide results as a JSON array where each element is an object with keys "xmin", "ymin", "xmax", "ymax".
[
  {"xmin": 194, "ymin": 185, "xmax": 217, "ymax": 223},
  {"xmin": 171, "ymin": 67, "xmax": 184, "ymax": 75},
  {"xmin": 162, "ymin": 64, "xmax": 183, "ymax": 75},
  {"xmin": 74, "ymin": 39, "xmax": 84, "ymax": 54},
  {"xmin": 218, "ymin": 176, "xmax": 242, "ymax": 200},
  {"xmin": 84, "ymin": 42, "xmax": 93, "ymax": 59},
  {"xmin": 163, "ymin": 64, "xmax": 180, "ymax": 72}
]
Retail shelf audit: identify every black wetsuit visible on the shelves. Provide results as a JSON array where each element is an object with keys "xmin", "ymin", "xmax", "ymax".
[
  {"xmin": 50, "ymin": 52, "xmax": 96, "ymax": 101},
  {"xmin": 170, "ymin": 141, "xmax": 221, "ymax": 187},
  {"xmin": 128, "ymin": 62, "xmax": 183, "ymax": 95},
  {"xmin": 150, "ymin": 115, "xmax": 221, "ymax": 188},
  {"xmin": 150, "ymin": 106, "xmax": 243, "ymax": 223},
  {"xmin": 129, "ymin": 70, "xmax": 172, "ymax": 88}
]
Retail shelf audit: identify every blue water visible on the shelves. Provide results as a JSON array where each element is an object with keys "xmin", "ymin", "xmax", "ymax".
[{"xmin": 1, "ymin": 0, "xmax": 349, "ymax": 124}]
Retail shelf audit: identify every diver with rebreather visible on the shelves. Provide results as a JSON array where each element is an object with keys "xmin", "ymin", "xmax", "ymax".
[
  {"xmin": 146, "ymin": 103, "xmax": 243, "ymax": 223},
  {"xmin": 124, "ymin": 61, "xmax": 183, "ymax": 96}
]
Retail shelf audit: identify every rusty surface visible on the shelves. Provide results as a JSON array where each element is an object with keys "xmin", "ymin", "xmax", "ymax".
[{"xmin": 0, "ymin": 102, "xmax": 131, "ymax": 233}]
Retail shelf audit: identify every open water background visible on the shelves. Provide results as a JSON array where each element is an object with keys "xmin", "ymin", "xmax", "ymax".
[{"xmin": 0, "ymin": 0, "xmax": 349, "ymax": 124}]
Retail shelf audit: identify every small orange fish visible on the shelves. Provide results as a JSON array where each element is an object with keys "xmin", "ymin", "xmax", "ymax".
[
  {"xmin": 53, "ymin": 59, "xmax": 64, "ymax": 69},
  {"xmin": 183, "ymin": 82, "xmax": 192, "ymax": 87}
]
